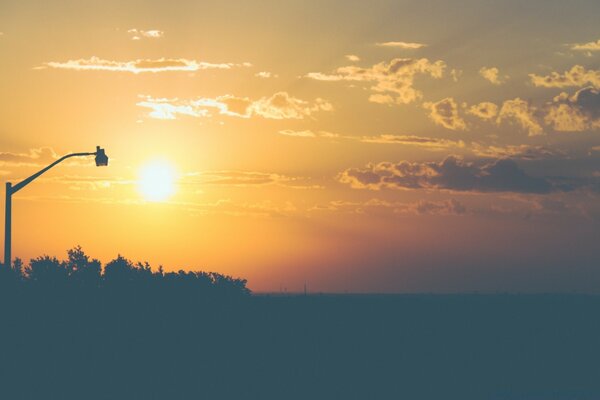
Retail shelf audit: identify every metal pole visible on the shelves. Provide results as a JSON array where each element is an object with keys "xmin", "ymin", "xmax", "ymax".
[{"xmin": 4, "ymin": 182, "xmax": 11, "ymax": 268}]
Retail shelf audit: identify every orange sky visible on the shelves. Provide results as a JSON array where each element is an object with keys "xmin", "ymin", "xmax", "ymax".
[{"xmin": 1, "ymin": 0, "xmax": 599, "ymax": 292}]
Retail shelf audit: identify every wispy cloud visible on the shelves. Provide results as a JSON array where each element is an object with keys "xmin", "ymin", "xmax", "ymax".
[
  {"xmin": 184, "ymin": 170, "xmax": 321, "ymax": 190},
  {"xmin": 345, "ymin": 54, "xmax": 360, "ymax": 62},
  {"xmin": 0, "ymin": 147, "xmax": 58, "ymax": 166},
  {"xmin": 255, "ymin": 71, "xmax": 277, "ymax": 78},
  {"xmin": 358, "ymin": 134, "xmax": 465, "ymax": 150},
  {"xmin": 467, "ymin": 102, "xmax": 498, "ymax": 120},
  {"xmin": 127, "ymin": 29, "xmax": 164, "ymax": 40},
  {"xmin": 277, "ymin": 130, "xmax": 465, "ymax": 151},
  {"xmin": 529, "ymin": 65, "xmax": 600, "ymax": 88},
  {"xmin": 376, "ymin": 41, "xmax": 427, "ymax": 49},
  {"xmin": 37, "ymin": 56, "xmax": 251, "ymax": 73},
  {"xmin": 423, "ymin": 98, "xmax": 467, "ymax": 130},
  {"xmin": 306, "ymin": 57, "xmax": 445, "ymax": 105},
  {"xmin": 138, "ymin": 92, "xmax": 332, "ymax": 120},
  {"xmin": 471, "ymin": 144, "xmax": 563, "ymax": 160},
  {"xmin": 497, "ymin": 98, "xmax": 543, "ymax": 136},
  {"xmin": 312, "ymin": 198, "xmax": 466, "ymax": 216}
]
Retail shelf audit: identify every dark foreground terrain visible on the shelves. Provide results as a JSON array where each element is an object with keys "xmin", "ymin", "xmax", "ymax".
[{"xmin": 2, "ymin": 288, "xmax": 600, "ymax": 399}]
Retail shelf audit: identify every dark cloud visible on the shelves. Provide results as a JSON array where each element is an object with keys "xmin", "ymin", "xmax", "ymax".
[
  {"xmin": 545, "ymin": 86, "xmax": 600, "ymax": 131},
  {"xmin": 339, "ymin": 156, "xmax": 575, "ymax": 194}
]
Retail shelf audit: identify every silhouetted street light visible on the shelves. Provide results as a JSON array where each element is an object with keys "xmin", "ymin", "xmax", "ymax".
[{"xmin": 3, "ymin": 146, "xmax": 108, "ymax": 268}]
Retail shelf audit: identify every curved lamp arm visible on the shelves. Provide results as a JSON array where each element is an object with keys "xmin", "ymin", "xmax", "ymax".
[{"xmin": 10, "ymin": 151, "xmax": 98, "ymax": 195}]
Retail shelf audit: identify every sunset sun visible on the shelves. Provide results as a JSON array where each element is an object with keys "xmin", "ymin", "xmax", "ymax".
[{"xmin": 138, "ymin": 161, "xmax": 175, "ymax": 201}]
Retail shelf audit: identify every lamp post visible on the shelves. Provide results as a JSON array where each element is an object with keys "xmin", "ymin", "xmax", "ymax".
[{"xmin": 3, "ymin": 146, "xmax": 108, "ymax": 268}]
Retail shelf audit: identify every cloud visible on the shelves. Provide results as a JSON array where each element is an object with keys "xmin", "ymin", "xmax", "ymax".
[
  {"xmin": 278, "ymin": 129, "xmax": 318, "ymax": 138},
  {"xmin": 138, "ymin": 92, "xmax": 331, "ymax": 120},
  {"xmin": 450, "ymin": 69, "xmax": 463, "ymax": 82},
  {"xmin": 345, "ymin": 55, "xmax": 360, "ymax": 62},
  {"xmin": 278, "ymin": 129, "xmax": 340, "ymax": 139},
  {"xmin": 471, "ymin": 144, "xmax": 563, "ymax": 160},
  {"xmin": 375, "ymin": 41, "xmax": 427, "ymax": 49},
  {"xmin": 314, "ymin": 198, "xmax": 466, "ymax": 216},
  {"xmin": 248, "ymin": 92, "xmax": 333, "ymax": 119},
  {"xmin": 277, "ymin": 130, "xmax": 464, "ymax": 150},
  {"xmin": 544, "ymin": 86, "xmax": 600, "ymax": 131},
  {"xmin": 184, "ymin": 170, "xmax": 319, "ymax": 190},
  {"xmin": 0, "ymin": 148, "xmax": 58, "ymax": 166},
  {"xmin": 570, "ymin": 39, "xmax": 600, "ymax": 52},
  {"xmin": 479, "ymin": 66, "xmax": 506, "ymax": 85},
  {"xmin": 412, "ymin": 199, "xmax": 466, "ymax": 215},
  {"xmin": 358, "ymin": 134, "xmax": 465, "ymax": 150},
  {"xmin": 127, "ymin": 29, "xmax": 164, "ymax": 40},
  {"xmin": 497, "ymin": 98, "xmax": 543, "ymax": 136},
  {"xmin": 37, "ymin": 56, "xmax": 250, "ymax": 73},
  {"xmin": 255, "ymin": 71, "xmax": 277, "ymax": 78},
  {"xmin": 423, "ymin": 98, "xmax": 467, "ymax": 130},
  {"xmin": 338, "ymin": 156, "xmax": 558, "ymax": 194},
  {"xmin": 43, "ymin": 175, "xmax": 132, "ymax": 191},
  {"xmin": 468, "ymin": 102, "xmax": 498, "ymax": 120},
  {"xmin": 529, "ymin": 65, "xmax": 600, "ymax": 88},
  {"xmin": 185, "ymin": 199, "xmax": 299, "ymax": 218},
  {"xmin": 306, "ymin": 57, "xmax": 446, "ymax": 104}
]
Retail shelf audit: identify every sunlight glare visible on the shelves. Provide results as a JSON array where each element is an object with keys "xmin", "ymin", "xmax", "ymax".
[{"xmin": 138, "ymin": 161, "xmax": 176, "ymax": 202}]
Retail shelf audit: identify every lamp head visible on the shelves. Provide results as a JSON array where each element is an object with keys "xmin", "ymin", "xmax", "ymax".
[{"xmin": 95, "ymin": 146, "xmax": 108, "ymax": 166}]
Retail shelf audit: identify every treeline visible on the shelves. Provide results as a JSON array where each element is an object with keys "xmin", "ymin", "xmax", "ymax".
[{"xmin": 0, "ymin": 246, "xmax": 250, "ymax": 297}]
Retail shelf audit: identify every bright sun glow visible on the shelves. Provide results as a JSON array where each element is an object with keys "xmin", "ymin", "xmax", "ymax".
[{"xmin": 138, "ymin": 161, "xmax": 176, "ymax": 202}]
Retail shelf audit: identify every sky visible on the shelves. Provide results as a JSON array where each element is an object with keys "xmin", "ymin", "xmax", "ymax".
[{"xmin": 0, "ymin": 0, "xmax": 599, "ymax": 293}]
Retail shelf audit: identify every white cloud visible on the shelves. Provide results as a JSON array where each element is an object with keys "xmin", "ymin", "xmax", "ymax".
[
  {"xmin": 375, "ymin": 41, "xmax": 427, "ymax": 49},
  {"xmin": 255, "ymin": 71, "xmax": 277, "ymax": 78},
  {"xmin": 138, "ymin": 92, "xmax": 332, "ymax": 120},
  {"xmin": 345, "ymin": 54, "xmax": 360, "ymax": 62},
  {"xmin": 278, "ymin": 130, "xmax": 318, "ymax": 138},
  {"xmin": 37, "ymin": 56, "xmax": 251, "ymax": 73},
  {"xmin": 127, "ymin": 29, "xmax": 164, "ymax": 40}
]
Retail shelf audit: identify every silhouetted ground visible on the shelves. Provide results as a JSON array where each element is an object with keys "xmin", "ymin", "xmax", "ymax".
[
  {"xmin": 1, "ymin": 250, "xmax": 599, "ymax": 399},
  {"xmin": 2, "ymin": 291, "xmax": 600, "ymax": 399}
]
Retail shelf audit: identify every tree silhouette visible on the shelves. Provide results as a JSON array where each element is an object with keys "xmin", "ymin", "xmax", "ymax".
[
  {"xmin": 25, "ymin": 255, "xmax": 68, "ymax": 287},
  {"xmin": 65, "ymin": 245, "xmax": 101, "ymax": 288},
  {"xmin": 5, "ymin": 246, "xmax": 251, "ymax": 297}
]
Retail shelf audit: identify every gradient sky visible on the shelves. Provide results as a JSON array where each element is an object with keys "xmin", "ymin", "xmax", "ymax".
[{"xmin": 1, "ymin": 0, "xmax": 599, "ymax": 293}]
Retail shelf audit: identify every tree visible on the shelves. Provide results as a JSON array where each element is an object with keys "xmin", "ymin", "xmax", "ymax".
[
  {"xmin": 65, "ymin": 246, "xmax": 101, "ymax": 288},
  {"xmin": 25, "ymin": 255, "xmax": 68, "ymax": 287}
]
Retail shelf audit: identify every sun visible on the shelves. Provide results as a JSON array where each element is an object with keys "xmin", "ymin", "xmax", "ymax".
[{"xmin": 138, "ymin": 161, "xmax": 176, "ymax": 202}]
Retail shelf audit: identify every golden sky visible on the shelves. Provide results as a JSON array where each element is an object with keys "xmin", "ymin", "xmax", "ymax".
[{"xmin": 1, "ymin": 0, "xmax": 599, "ymax": 292}]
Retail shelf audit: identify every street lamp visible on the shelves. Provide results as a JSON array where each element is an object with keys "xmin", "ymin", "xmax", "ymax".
[{"xmin": 3, "ymin": 146, "xmax": 108, "ymax": 268}]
